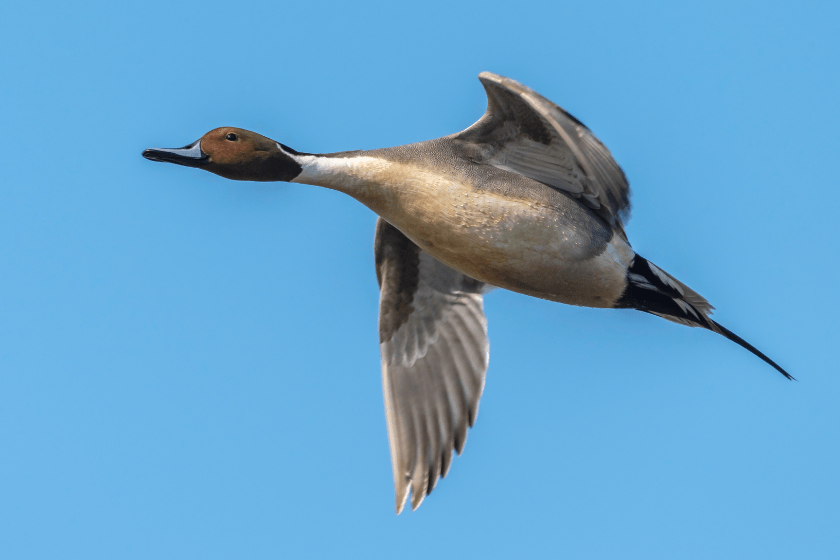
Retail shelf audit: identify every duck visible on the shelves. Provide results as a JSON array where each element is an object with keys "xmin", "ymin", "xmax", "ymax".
[{"xmin": 142, "ymin": 72, "xmax": 792, "ymax": 513}]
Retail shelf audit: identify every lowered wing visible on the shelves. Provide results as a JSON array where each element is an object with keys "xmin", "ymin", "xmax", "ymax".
[{"xmin": 375, "ymin": 218, "xmax": 489, "ymax": 513}]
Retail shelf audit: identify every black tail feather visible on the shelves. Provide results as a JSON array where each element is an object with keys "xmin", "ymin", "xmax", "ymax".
[
  {"xmin": 710, "ymin": 321, "xmax": 794, "ymax": 380},
  {"xmin": 617, "ymin": 255, "xmax": 793, "ymax": 380}
]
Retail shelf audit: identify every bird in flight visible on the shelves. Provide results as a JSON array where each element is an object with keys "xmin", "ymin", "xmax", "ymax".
[{"xmin": 143, "ymin": 72, "xmax": 791, "ymax": 513}]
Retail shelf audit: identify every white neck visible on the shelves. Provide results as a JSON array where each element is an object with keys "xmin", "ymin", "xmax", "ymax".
[
  {"xmin": 289, "ymin": 153, "xmax": 386, "ymax": 193},
  {"xmin": 283, "ymin": 149, "xmax": 461, "ymax": 241}
]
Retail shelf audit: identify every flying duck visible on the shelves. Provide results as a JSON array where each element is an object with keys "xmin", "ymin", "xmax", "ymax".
[{"xmin": 142, "ymin": 72, "xmax": 792, "ymax": 513}]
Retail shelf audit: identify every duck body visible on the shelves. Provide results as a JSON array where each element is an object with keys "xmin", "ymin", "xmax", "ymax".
[
  {"xmin": 142, "ymin": 72, "xmax": 792, "ymax": 514},
  {"xmin": 294, "ymin": 138, "xmax": 633, "ymax": 307}
]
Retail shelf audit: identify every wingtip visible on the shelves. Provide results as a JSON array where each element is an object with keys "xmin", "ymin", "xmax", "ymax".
[
  {"xmin": 393, "ymin": 485, "xmax": 425, "ymax": 513},
  {"xmin": 477, "ymin": 71, "xmax": 504, "ymax": 84},
  {"xmin": 410, "ymin": 490, "xmax": 425, "ymax": 511},
  {"xmin": 394, "ymin": 487, "xmax": 409, "ymax": 515}
]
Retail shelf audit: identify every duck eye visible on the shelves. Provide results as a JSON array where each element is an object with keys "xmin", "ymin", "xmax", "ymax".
[{"xmin": 225, "ymin": 133, "xmax": 238, "ymax": 141}]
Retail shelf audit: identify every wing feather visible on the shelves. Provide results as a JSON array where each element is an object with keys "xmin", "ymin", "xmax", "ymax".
[
  {"xmin": 375, "ymin": 218, "xmax": 489, "ymax": 513},
  {"xmin": 455, "ymin": 72, "xmax": 631, "ymax": 232}
]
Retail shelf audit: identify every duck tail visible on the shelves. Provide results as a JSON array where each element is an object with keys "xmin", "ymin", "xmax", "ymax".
[{"xmin": 615, "ymin": 255, "xmax": 793, "ymax": 380}]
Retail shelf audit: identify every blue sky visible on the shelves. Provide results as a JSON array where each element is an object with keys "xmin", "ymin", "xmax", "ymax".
[{"xmin": 1, "ymin": 0, "xmax": 838, "ymax": 558}]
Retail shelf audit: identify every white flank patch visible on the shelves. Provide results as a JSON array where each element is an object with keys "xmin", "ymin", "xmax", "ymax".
[{"xmin": 603, "ymin": 236, "xmax": 635, "ymax": 268}]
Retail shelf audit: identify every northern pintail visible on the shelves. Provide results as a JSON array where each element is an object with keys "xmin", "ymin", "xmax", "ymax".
[{"xmin": 143, "ymin": 72, "xmax": 791, "ymax": 513}]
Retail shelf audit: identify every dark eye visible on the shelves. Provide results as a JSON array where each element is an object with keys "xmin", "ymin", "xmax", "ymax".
[{"xmin": 225, "ymin": 133, "xmax": 238, "ymax": 141}]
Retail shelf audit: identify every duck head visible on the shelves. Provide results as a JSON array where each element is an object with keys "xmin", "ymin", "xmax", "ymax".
[{"xmin": 142, "ymin": 127, "xmax": 302, "ymax": 182}]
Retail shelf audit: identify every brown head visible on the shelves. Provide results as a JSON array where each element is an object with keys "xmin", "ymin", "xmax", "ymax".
[{"xmin": 142, "ymin": 127, "xmax": 302, "ymax": 182}]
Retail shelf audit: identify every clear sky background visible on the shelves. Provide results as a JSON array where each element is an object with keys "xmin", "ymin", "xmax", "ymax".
[{"xmin": 1, "ymin": 1, "xmax": 838, "ymax": 558}]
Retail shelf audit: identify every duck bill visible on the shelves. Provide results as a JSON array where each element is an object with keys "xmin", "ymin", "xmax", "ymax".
[{"xmin": 142, "ymin": 140, "xmax": 208, "ymax": 168}]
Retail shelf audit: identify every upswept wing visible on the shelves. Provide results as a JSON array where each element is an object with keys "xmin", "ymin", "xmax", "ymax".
[
  {"xmin": 374, "ymin": 218, "xmax": 489, "ymax": 513},
  {"xmin": 455, "ymin": 72, "xmax": 631, "ymax": 232}
]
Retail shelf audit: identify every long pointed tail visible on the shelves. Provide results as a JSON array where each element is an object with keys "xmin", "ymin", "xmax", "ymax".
[{"xmin": 615, "ymin": 255, "xmax": 793, "ymax": 380}]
